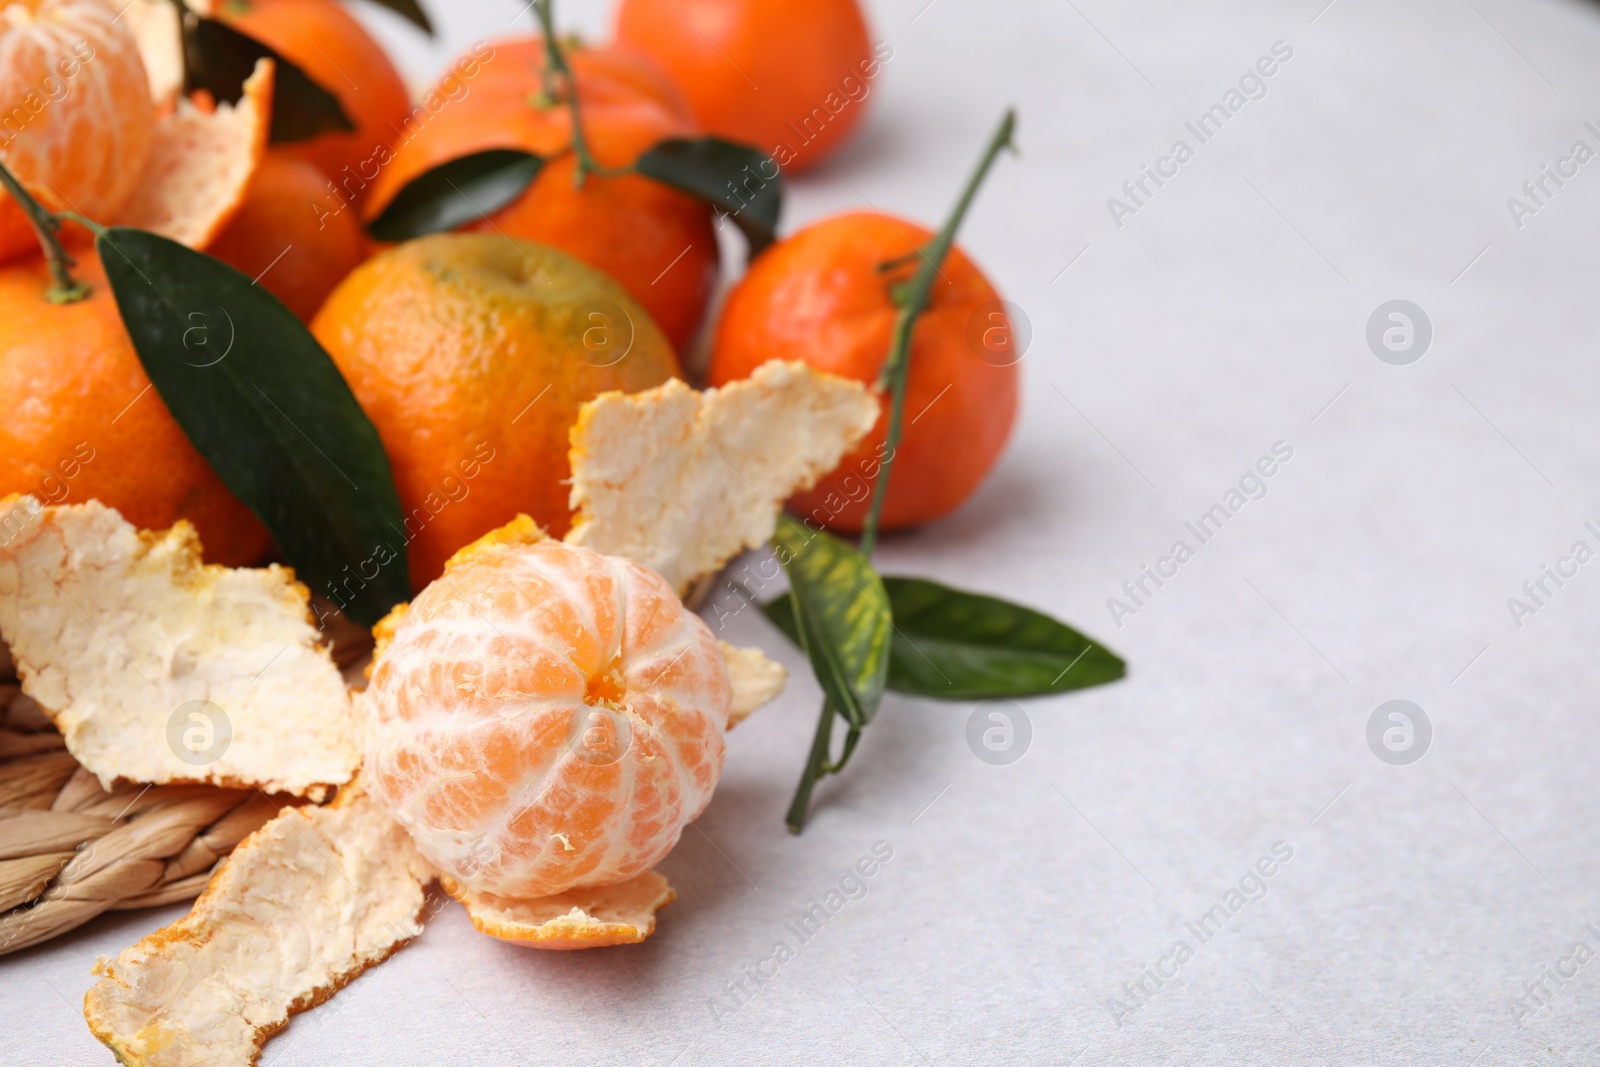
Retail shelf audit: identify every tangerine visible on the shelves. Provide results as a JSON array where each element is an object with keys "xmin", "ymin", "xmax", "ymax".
[
  {"xmin": 310, "ymin": 232, "xmax": 681, "ymax": 590},
  {"xmin": 366, "ymin": 38, "xmax": 718, "ymax": 354},
  {"xmin": 216, "ymin": 0, "xmax": 409, "ymax": 205},
  {"xmin": 613, "ymin": 0, "xmax": 878, "ymax": 173},
  {"xmin": 707, "ymin": 211, "xmax": 1018, "ymax": 532},
  {"xmin": 0, "ymin": 0, "xmax": 154, "ymax": 261},
  {"xmin": 363, "ymin": 524, "xmax": 731, "ymax": 899},
  {"xmin": 207, "ymin": 150, "xmax": 370, "ymax": 321},
  {"xmin": 0, "ymin": 242, "xmax": 272, "ymax": 565}
]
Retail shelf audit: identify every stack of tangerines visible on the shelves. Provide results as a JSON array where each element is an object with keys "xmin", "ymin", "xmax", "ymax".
[{"xmin": 0, "ymin": 0, "xmax": 1020, "ymax": 584}]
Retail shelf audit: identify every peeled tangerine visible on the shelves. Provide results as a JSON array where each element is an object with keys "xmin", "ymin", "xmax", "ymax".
[{"xmin": 363, "ymin": 519, "xmax": 731, "ymax": 936}]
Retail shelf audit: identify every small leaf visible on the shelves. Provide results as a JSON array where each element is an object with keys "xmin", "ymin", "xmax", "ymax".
[
  {"xmin": 184, "ymin": 15, "xmax": 353, "ymax": 143},
  {"xmin": 367, "ymin": 149, "xmax": 544, "ymax": 242},
  {"xmin": 764, "ymin": 576, "xmax": 1125, "ymax": 700},
  {"xmin": 771, "ymin": 515, "xmax": 891, "ymax": 728},
  {"xmin": 359, "ymin": 0, "xmax": 434, "ymax": 35},
  {"xmin": 633, "ymin": 137, "xmax": 783, "ymax": 256},
  {"xmin": 879, "ymin": 578, "xmax": 1124, "ymax": 698},
  {"xmin": 98, "ymin": 227, "xmax": 408, "ymax": 626}
]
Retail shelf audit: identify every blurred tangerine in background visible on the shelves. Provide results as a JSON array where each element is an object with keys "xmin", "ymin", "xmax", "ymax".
[
  {"xmin": 214, "ymin": 0, "xmax": 411, "ymax": 205},
  {"xmin": 365, "ymin": 37, "xmax": 719, "ymax": 354},
  {"xmin": 708, "ymin": 211, "xmax": 1018, "ymax": 532},
  {"xmin": 207, "ymin": 150, "xmax": 371, "ymax": 321},
  {"xmin": 0, "ymin": 243, "xmax": 272, "ymax": 565},
  {"xmin": 613, "ymin": 0, "xmax": 878, "ymax": 172}
]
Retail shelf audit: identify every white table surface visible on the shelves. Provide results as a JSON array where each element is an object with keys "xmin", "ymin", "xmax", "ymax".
[{"xmin": 9, "ymin": 0, "xmax": 1600, "ymax": 1063}]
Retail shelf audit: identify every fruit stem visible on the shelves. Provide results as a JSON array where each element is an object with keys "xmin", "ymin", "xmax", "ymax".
[
  {"xmin": 785, "ymin": 111, "xmax": 1017, "ymax": 834},
  {"xmin": 0, "ymin": 159, "xmax": 90, "ymax": 304},
  {"xmin": 531, "ymin": 0, "xmax": 626, "ymax": 188},
  {"xmin": 856, "ymin": 109, "xmax": 1016, "ymax": 558},
  {"xmin": 785, "ymin": 696, "xmax": 836, "ymax": 833}
]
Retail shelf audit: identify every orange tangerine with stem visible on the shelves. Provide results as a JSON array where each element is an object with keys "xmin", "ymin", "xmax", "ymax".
[
  {"xmin": 362, "ymin": 523, "xmax": 732, "ymax": 900},
  {"xmin": 0, "ymin": 0, "xmax": 154, "ymax": 261}
]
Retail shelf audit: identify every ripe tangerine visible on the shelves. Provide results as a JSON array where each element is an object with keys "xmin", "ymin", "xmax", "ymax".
[
  {"xmin": 310, "ymin": 232, "xmax": 681, "ymax": 590},
  {"xmin": 707, "ymin": 211, "xmax": 1019, "ymax": 532},
  {"xmin": 613, "ymin": 0, "xmax": 878, "ymax": 172},
  {"xmin": 207, "ymin": 150, "xmax": 370, "ymax": 321},
  {"xmin": 363, "ymin": 524, "xmax": 731, "ymax": 899},
  {"xmin": 0, "ymin": 242, "xmax": 271, "ymax": 565}
]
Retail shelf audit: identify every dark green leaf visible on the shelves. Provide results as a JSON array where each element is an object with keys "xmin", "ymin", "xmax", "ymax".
[
  {"xmin": 879, "ymin": 577, "xmax": 1124, "ymax": 698},
  {"xmin": 633, "ymin": 137, "xmax": 783, "ymax": 257},
  {"xmin": 183, "ymin": 14, "xmax": 353, "ymax": 143},
  {"xmin": 771, "ymin": 515, "xmax": 890, "ymax": 728},
  {"xmin": 98, "ymin": 227, "xmax": 408, "ymax": 626},
  {"xmin": 367, "ymin": 149, "xmax": 543, "ymax": 242},
  {"xmin": 356, "ymin": 0, "xmax": 434, "ymax": 35},
  {"xmin": 764, "ymin": 576, "xmax": 1125, "ymax": 700}
]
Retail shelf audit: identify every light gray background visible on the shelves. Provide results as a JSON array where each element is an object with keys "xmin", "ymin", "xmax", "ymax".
[{"xmin": 7, "ymin": 0, "xmax": 1600, "ymax": 1063}]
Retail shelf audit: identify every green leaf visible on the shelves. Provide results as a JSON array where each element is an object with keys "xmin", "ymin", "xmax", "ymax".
[
  {"xmin": 183, "ymin": 14, "xmax": 353, "ymax": 143},
  {"xmin": 97, "ymin": 227, "xmax": 408, "ymax": 626},
  {"xmin": 357, "ymin": 0, "xmax": 434, "ymax": 35},
  {"xmin": 367, "ymin": 149, "xmax": 544, "ymax": 242},
  {"xmin": 764, "ymin": 576, "xmax": 1125, "ymax": 700},
  {"xmin": 878, "ymin": 578, "xmax": 1124, "ymax": 698},
  {"xmin": 771, "ymin": 515, "xmax": 891, "ymax": 728},
  {"xmin": 633, "ymin": 137, "xmax": 783, "ymax": 257}
]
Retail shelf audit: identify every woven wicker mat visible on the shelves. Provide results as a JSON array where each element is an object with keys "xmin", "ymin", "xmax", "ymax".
[{"xmin": 0, "ymin": 615, "xmax": 372, "ymax": 957}]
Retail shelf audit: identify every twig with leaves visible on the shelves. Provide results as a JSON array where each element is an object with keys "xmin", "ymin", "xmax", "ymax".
[{"xmin": 771, "ymin": 110, "xmax": 1127, "ymax": 832}]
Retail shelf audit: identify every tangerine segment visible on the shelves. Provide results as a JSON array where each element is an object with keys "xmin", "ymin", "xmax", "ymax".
[
  {"xmin": 119, "ymin": 58, "xmax": 274, "ymax": 249},
  {"xmin": 122, "ymin": 0, "xmax": 182, "ymax": 107},
  {"xmin": 0, "ymin": 0, "xmax": 154, "ymax": 261},
  {"xmin": 364, "ymin": 530, "xmax": 731, "ymax": 900}
]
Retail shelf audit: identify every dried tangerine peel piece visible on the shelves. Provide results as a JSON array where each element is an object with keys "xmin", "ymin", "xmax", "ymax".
[
  {"xmin": 720, "ymin": 642, "xmax": 785, "ymax": 729},
  {"xmin": 444, "ymin": 869, "xmax": 675, "ymax": 950},
  {"xmin": 84, "ymin": 781, "xmax": 434, "ymax": 1067},
  {"xmin": 0, "ymin": 496, "xmax": 358, "ymax": 798},
  {"xmin": 119, "ymin": 57, "xmax": 273, "ymax": 248},
  {"xmin": 566, "ymin": 360, "xmax": 879, "ymax": 595}
]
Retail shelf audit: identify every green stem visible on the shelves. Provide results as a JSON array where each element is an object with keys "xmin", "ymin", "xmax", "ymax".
[
  {"xmin": 785, "ymin": 697, "xmax": 836, "ymax": 833},
  {"xmin": 0, "ymin": 159, "xmax": 89, "ymax": 304},
  {"xmin": 782, "ymin": 109, "xmax": 1017, "ymax": 834},
  {"xmin": 856, "ymin": 109, "xmax": 1016, "ymax": 558},
  {"xmin": 532, "ymin": 0, "xmax": 625, "ymax": 188}
]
